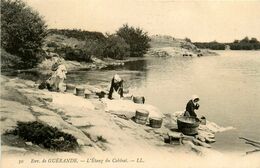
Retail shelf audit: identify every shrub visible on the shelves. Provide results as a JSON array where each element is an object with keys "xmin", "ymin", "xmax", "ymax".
[
  {"xmin": 48, "ymin": 29, "xmax": 106, "ymax": 41},
  {"xmin": 0, "ymin": 48, "xmax": 22, "ymax": 69},
  {"xmin": 116, "ymin": 24, "xmax": 150, "ymax": 57},
  {"xmin": 194, "ymin": 37, "xmax": 260, "ymax": 50},
  {"xmin": 46, "ymin": 41, "xmax": 59, "ymax": 48},
  {"xmin": 56, "ymin": 46, "xmax": 92, "ymax": 62},
  {"xmin": 104, "ymin": 35, "xmax": 130, "ymax": 59},
  {"xmin": 1, "ymin": 0, "xmax": 47, "ymax": 68},
  {"xmin": 10, "ymin": 121, "xmax": 79, "ymax": 151},
  {"xmin": 185, "ymin": 38, "xmax": 192, "ymax": 43},
  {"xmin": 193, "ymin": 41, "xmax": 225, "ymax": 50},
  {"xmin": 83, "ymin": 39, "xmax": 106, "ymax": 59}
]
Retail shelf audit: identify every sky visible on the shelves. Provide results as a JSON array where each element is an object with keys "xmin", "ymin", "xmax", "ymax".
[{"xmin": 25, "ymin": 0, "xmax": 260, "ymax": 42}]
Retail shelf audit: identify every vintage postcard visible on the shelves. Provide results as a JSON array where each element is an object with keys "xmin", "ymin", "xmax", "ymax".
[{"xmin": 1, "ymin": 0, "xmax": 260, "ymax": 168}]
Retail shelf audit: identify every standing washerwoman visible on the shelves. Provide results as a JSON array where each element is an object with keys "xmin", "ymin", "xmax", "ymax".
[
  {"xmin": 184, "ymin": 95, "xmax": 200, "ymax": 117},
  {"xmin": 46, "ymin": 58, "xmax": 67, "ymax": 92},
  {"xmin": 108, "ymin": 74, "xmax": 124, "ymax": 99}
]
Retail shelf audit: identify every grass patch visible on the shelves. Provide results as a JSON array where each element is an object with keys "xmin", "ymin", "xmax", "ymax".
[{"xmin": 9, "ymin": 121, "xmax": 79, "ymax": 152}]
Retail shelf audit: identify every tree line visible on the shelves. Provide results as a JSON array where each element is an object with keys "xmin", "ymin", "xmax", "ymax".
[
  {"xmin": 193, "ymin": 37, "xmax": 260, "ymax": 50},
  {"xmin": 47, "ymin": 26, "xmax": 150, "ymax": 62},
  {"xmin": 1, "ymin": 0, "xmax": 150, "ymax": 69}
]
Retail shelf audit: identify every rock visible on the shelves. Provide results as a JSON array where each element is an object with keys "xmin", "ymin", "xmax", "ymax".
[
  {"xmin": 144, "ymin": 127, "xmax": 154, "ymax": 132},
  {"xmin": 192, "ymin": 138, "xmax": 211, "ymax": 148},
  {"xmin": 85, "ymin": 85, "xmax": 102, "ymax": 93},
  {"xmin": 23, "ymin": 80, "xmax": 36, "ymax": 88},
  {"xmin": 148, "ymin": 49, "xmax": 171, "ymax": 57},
  {"xmin": 52, "ymin": 93, "xmax": 95, "ymax": 111},
  {"xmin": 171, "ymin": 111, "xmax": 184, "ymax": 119},
  {"xmin": 77, "ymin": 139, "xmax": 85, "ymax": 146},
  {"xmin": 81, "ymin": 126, "xmax": 115, "ymax": 144},
  {"xmin": 0, "ymin": 99, "xmax": 36, "ymax": 133},
  {"xmin": 195, "ymin": 135, "xmax": 206, "ymax": 142},
  {"xmin": 184, "ymin": 141, "xmax": 203, "ymax": 155},
  {"xmin": 153, "ymin": 129, "xmax": 165, "ymax": 135},
  {"xmin": 198, "ymin": 130, "xmax": 215, "ymax": 139},
  {"xmin": 81, "ymin": 130, "xmax": 99, "ymax": 143},
  {"xmin": 39, "ymin": 95, "xmax": 53, "ymax": 102},
  {"xmin": 205, "ymin": 137, "xmax": 216, "ymax": 143},
  {"xmin": 30, "ymin": 106, "xmax": 58, "ymax": 116},
  {"xmin": 6, "ymin": 87, "xmax": 49, "ymax": 106},
  {"xmin": 25, "ymin": 142, "xmax": 33, "ymax": 146},
  {"xmin": 0, "ymin": 75, "xmax": 9, "ymax": 83},
  {"xmin": 66, "ymin": 117, "xmax": 92, "ymax": 128},
  {"xmin": 102, "ymin": 99, "xmax": 164, "ymax": 119},
  {"xmin": 91, "ymin": 57, "xmax": 106, "ymax": 64},
  {"xmin": 199, "ymin": 121, "xmax": 234, "ymax": 133},
  {"xmin": 1, "ymin": 145, "xmax": 27, "ymax": 153}
]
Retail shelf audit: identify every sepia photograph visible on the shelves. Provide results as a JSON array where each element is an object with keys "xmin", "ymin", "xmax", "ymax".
[{"xmin": 1, "ymin": 0, "xmax": 260, "ymax": 168}]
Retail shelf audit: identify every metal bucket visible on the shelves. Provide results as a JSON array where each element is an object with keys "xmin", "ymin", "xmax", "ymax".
[{"xmin": 177, "ymin": 116, "xmax": 200, "ymax": 135}]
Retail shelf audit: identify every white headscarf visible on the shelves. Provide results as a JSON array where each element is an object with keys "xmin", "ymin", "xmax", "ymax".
[
  {"xmin": 114, "ymin": 74, "xmax": 122, "ymax": 82},
  {"xmin": 192, "ymin": 95, "xmax": 199, "ymax": 105},
  {"xmin": 192, "ymin": 95, "xmax": 199, "ymax": 101}
]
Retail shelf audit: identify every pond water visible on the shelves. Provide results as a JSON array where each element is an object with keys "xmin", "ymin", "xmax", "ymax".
[
  {"xmin": 66, "ymin": 50, "xmax": 260, "ymax": 153},
  {"xmin": 7, "ymin": 50, "xmax": 259, "ymax": 153}
]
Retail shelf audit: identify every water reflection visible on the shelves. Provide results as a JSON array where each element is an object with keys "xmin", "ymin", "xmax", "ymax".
[
  {"xmin": 1, "ymin": 69, "xmax": 48, "ymax": 82},
  {"xmin": 66, "ymin": 59, "xmax": 149, "ymax": 90}
]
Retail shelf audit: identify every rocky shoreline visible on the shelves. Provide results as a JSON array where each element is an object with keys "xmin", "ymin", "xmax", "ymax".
[
  {"xmin": 0, "ymin": 75, "xmax": 215, "ymax": 154},
  {"xmin": 146, "ymin": 46, "xmax": 218, "ymax": 58},
  {"xmin": 1, "ymin": 75, "xmax": 259, "ymax": 168}
]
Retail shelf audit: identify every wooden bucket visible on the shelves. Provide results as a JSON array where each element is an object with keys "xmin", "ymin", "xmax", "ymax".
[
  {"xmin": 200, "ymin": 116, "xmax": 206, "ymax": 125},
  {"xmin": 149, "ymin": 117, "xmax": 163, "ymax": 128},
  {"xmin": 122, "ymin": 96, "xmax": 132, "ymax": 100},
  {"xmin": 168, "ymin": 132, "xmax": 183, "ymax": 145},
  {"xmin": 133, "ymin": 96, "xmax": 145, "ymax": 104},
  {"xmin": 177, "ymin": 116, "xmax": 200, "ymax": 135},
  {"xmin": 135, "ymin": 109, "xmax": 149, "ymax": 125},
  {"xmin": 84, "ymin": 90, "xmax": 92, "ymax": 99},
  {"xmin": 76, "ymin": 87, "xmax": 85, "ymax": 96},
  {"xmin": 66, "ymin": 84, "xmax": 76, "ymax": 93},
  {"xmin": 85, "ymin": 93, "xmax": 98, "ymax": 99}
]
